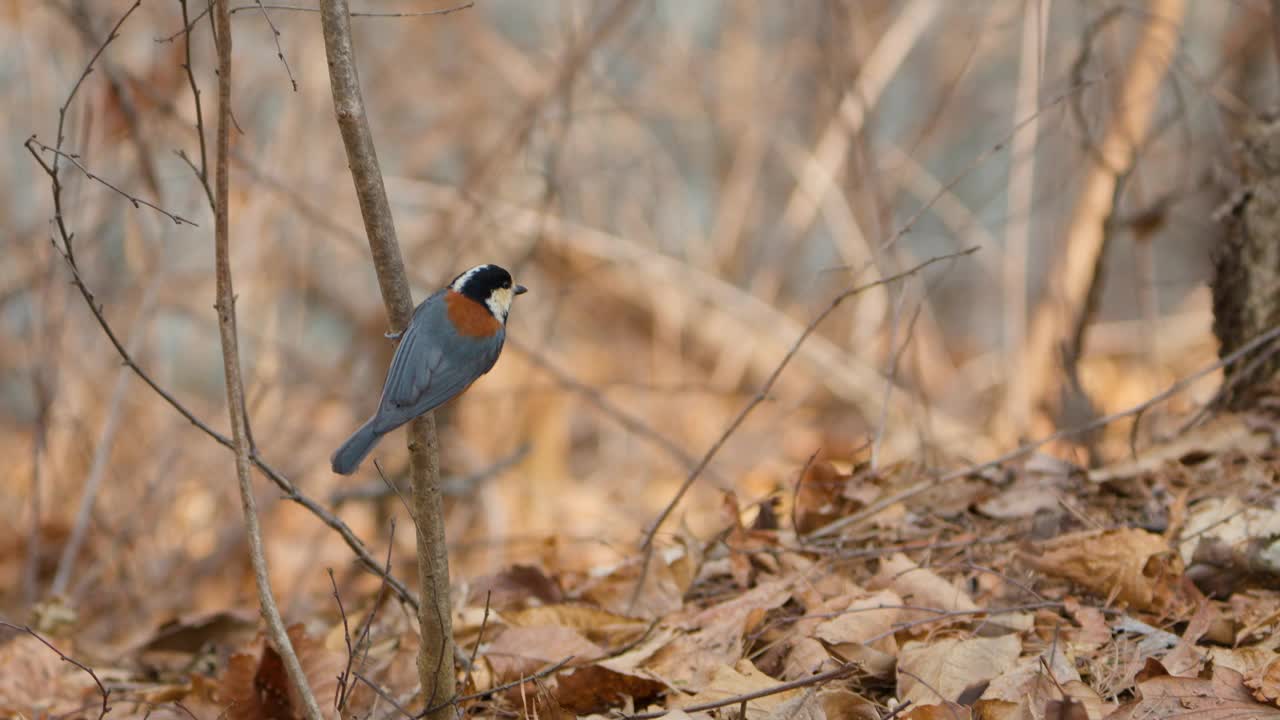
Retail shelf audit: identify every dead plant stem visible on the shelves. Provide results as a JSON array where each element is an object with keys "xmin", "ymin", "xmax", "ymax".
[
  {"xmin": 211, "ymin": 2, "xmax": 321, "ymax": 717},
  {"xmin": 317, "ymin": 0, "xmax": 455, "ymax": 713}
]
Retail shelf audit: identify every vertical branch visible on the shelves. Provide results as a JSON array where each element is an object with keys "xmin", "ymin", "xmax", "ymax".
[
  {"xmin": 210, "ymin": 2, "xmax": 321, "ymax": 719},
  {"xmin": 317, "ymin": 1, "xmax": 456, "ymax": 714},
  {"xmin": 1018, "ymin": 0, "xmax": 1185, "ymax": 420},
  {"xmin": 1002, "ymin": 0, "xmax": 1050, "ymax": 434}
]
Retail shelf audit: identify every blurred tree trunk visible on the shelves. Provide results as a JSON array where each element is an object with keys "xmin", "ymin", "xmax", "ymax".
[{"xmin": 1212, "ymin": 117, "xmax": 1280, "ymax": 408}]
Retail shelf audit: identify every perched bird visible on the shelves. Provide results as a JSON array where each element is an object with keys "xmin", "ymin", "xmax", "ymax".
[{"xmin": 331, "ymin": 264, "xmax": 527, "ymax": 475}]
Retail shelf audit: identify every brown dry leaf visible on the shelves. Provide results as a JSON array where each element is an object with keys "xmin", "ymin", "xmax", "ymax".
[
  {"xmin": 555, "ymin": 663, "xmax": 668, "ymax": 715},
  {"xmin": 870, "ymin": 554, "xmax": 978, "ymax": 625},
  {"xmin": 580, "ymin": 528, "xmax": 702, "ymax": 618},
  {"xmin": 1162, "ymin": 601, "xmax": 1217, "ymax": 677},
  {"xmin": 816, "ymin": 688, "xmax": 881, "ymax": 720},
  {"xmin": 976, "ymin": 478, "xmax": 1061, "ymax": 520},
  {"xmin": 1044, "ymin": 698, "xmax": 1091, "ymax": 720},
  {"xmin": 897, "ymin": 635, "xmax": 1021, "ymax": 707},
  {"xmin": 1022, "ymin": 528, "xmax": 1193, "ymax": 614},
  {"xmin": 1105, "ymin": 663, "xmax": 1280, "ymax": 719},
  {"xmin": 0, "ymin": 632, "xmax": 98, "ymax": 717},
  {"xmin": 795, "ymin": 458, "xmax": 853, "ymax": 534},
  {"xmin": 676, "ymin": 659, "xmax": 796, "ymax": 719},
  {"xmin": 783, "ymin": 637, "xmax": 837, "ymax": 680},
  {"xmin": 220, "ymin": 648, "xmax": 291, "ymax": 720},
  {"xmin": 138, "ymin": 608, "xmax": 259, "ymax": 655},
  {"xmin": 1063, "ymin": 597, "xmax": 1110, "ymax": 648},
  {"xmin": 218, "ymin": 625, "xmax": 342, "ymax": 720},
  {"xmin": 810, "ymin": 589, "xmax": 904, "ymax": 678},
  {"xmin": 1211, "ymin": 647, "xmax": 1279, "ymax": 676},
  {"xmin": 763, "ymin": 689, "xmax": 827, "ymax": 720},
  {"xmin": 901, "ymin": 702, "xmax": 972, "ymax": 719},
  {"xmin": 467, "ymin": 564, "xmax": 565, "ymax": 609},
  {"xmin": 501, "ymin": 604, "xmax": 648, "ymax": 648},
  {"xmin": 646, "ymin": 580, "xmax": 791, "ymax": 691},
  {"xmin": 482, "ymin": 624, "xmax": 604, "ymax": 684},
  {"xmin": 1245, "ymin": 655, "xmax": 1280, "ymax": 706},
  {"xmin": 975, "ymin": 649, "xmax": 1111, "ymax": 720}
]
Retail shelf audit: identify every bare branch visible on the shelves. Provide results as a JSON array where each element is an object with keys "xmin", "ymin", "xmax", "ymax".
[
  {"xmin": 27, "ymin": 138, "xmax": 199, "ymax": 226},
  {"xmin": 318, "ymin": 0, "xmax": 455, "ymax": 713},
  {"xmin": 210, "ymin": 2, "xmax": 321, "ymax": 716},
  {"xmin": 252, "ymin": 0, "xmax": 298, "ymax": 92}
]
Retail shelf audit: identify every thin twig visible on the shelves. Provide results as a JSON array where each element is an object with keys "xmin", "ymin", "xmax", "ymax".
[
  {"xmin": 808, "ymin": 322, "xmax": 1280, "ymax": 540},
  {"xmin": 623, "ymin": 662, "xmax": 860, "ymax": 720},
  {"xmin": 462, "ymin": 592, "xmax": 492, "ymax": 695},
  {"xmin": 330, "ymin": 568, "xmax": 354, "ymax": 710},
  {"xmin": 253, "ymin": 0, "xmax": 298, "ymax": 91},
  {"xmin": 789, "ymin": 449, "xmax": 820, "ymax": 535},
  {"xmin": 210, "ymin": 1, "xmax": 321, "ymax": 716},
  {"xmin": 178, "ymin": 0, "xmax": 213, "ymax": 209},
  {"xmin": 419, "ymin": 656, "xmax": 576, "ymax": 717},
  {"xmin": 0, "ymin": 621, "xmax": 109, "ymax": 720},
  {"xmin": 27, "ymin": 138, "xmax": 199, "ymax": 225},
  {"xmin": 354, "ymin": 670, "xmax": 416, "ymax": 720},
  {"xmin": 630, "ymin": 247, "xmax": 980, "ymax": 610}
]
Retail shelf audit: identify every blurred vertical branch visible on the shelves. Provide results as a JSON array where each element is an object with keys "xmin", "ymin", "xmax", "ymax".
[
  {"xmin": 317, "ymin": 0, "xmax": 456, "ymax": 713},
  {"xmin": 1002, "ymin": 0, "xmax": 1050, "ymax": 434},
  {"xmin": 1017, "ymin": 0, "xmax": 1185, "ymax": 427},
  {"xmin": 211, "ymin": 2, "xmax": 321, "ymax": 718}
]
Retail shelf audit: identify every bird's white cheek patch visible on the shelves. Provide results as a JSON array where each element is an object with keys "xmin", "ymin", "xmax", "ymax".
[{"xmin": 487, "ymin": 287, "xmax": 514, "ymax": 321}]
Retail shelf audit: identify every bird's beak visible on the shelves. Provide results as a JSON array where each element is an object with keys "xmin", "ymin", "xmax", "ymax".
[{"xmin": 514, "ymin": 284, "xmax": 528, "ymax": 295}]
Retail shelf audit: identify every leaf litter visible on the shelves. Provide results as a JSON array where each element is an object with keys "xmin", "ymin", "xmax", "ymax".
[{"xmin": 7, "ymin": 414, "xmax": 1280, "ymax": 719}]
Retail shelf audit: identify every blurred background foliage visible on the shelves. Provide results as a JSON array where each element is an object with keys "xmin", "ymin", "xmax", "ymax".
[{"xmin": 0, "ymin": 0, "xmax": 1264, "ymax": 644}]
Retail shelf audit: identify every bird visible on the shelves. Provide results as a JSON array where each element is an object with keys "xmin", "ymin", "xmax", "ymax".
[{"xmin": 331, "ymin": 264, "xmax": 527, "ymax": 475}]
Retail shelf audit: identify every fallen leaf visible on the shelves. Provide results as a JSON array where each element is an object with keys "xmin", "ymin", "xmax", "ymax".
[
  {"xmin": 976, "ymin": 478, "xmax": 1061, "ymax": 519},
  {"xmin": 482, "ymin": 624, "xmax": 603, "ymax": 683},
  {"xmin": 1105, "ymin": 663, "xmax": 1280, "ymax": 719},
  {"xmin": 897, "ymin": 635, "xmax": 1021, "ymax": 707},
  {"xmin": 783, "ymin": 637, "xmax": 838, "ymax": 680},
  {"xmin": 810, "ymin": 589, "xmax": 904, "ymax": 678},
  {"xmin": 500, "ymin": 604, "xmax": 648, "ymax": 649},
  {"xmin": 901, "ymin": 701, "xmax": 972, "ymax": 719},
  {"xmin": 580, "ymin": 529, "xmax": 702, "ymax": 618},
  {"xmin": 1022, "ymin": 529, "xmax": 1193, "ymax": 614},
  {"xmin": 870, "ymin": 554, "xmax": 978, "ymax": 626},
  {"xmin": 1063, "ymin": 597, "xmax": 1110, "ymax": 648},
  {"xmin": 677, "ymin": 659, "xmax": 796, "ymax": 719},
  {"xmin": 1044, "ymin": 697, "xmax": 1091, "ymax": 720},
  {"xmin": 646, "ymin": 580, "xmax": 792, "ymax": 691},
  {"xmin": 218, "ymin": 625, "xmax": 341, "ymax": 720},
  {"xmin": 0, "ymin": 632, "xmax": 97, "ymax": 717},
  {"xmin": 467, "ymin": 564, "xmax": 565, "ymax": 609},
  {"xmin": 1210, "ymin": 647, "xmax": 1278, "ymax": 676},
  {"xmin": 1161, "ymin": 601, "xmax": 1216, "ymax": 677},
  {"xmin": 555, "ymin": 663, "xmax": 667, "ymax": 715},
  {"xmin": 817, "ymin": 688, "xmax": 881, "ymax": 720},
  {"xmin": 1245, "ymin": 655, "xmax": 1280, "ymax": 707}
]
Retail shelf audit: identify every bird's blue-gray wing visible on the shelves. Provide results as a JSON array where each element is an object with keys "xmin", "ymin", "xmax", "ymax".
[{"xmin": 371, "ymin": 294, "xmax": 503, "ymax": 432}]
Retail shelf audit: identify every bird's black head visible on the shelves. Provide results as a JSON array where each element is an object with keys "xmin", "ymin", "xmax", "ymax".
[{"xmin": 449, "ymin": 264, "xmax": 527, "ymax": 321}]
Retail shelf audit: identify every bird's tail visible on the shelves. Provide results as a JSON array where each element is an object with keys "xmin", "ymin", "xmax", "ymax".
[{"xmin": 331, "ymin": 418, "xmax": 384, "ymax": 475}]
